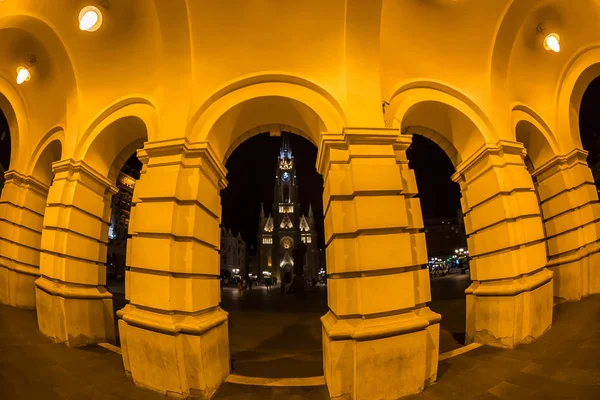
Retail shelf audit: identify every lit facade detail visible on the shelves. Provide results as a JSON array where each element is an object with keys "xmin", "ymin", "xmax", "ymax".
[
  {"xmin": 107, "ymin": 171, "xmax": 136, "ymax": 280},
  {"xmin": 220, "ymin": 227, "xmax": 247, "ymax": 277},
  {"xmin": 257, "ymin": 133, "xmax": 318, "ymax": 283}
]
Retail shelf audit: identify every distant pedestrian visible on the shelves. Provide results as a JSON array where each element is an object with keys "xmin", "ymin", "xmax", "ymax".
[
  {"xmin": 248, "ymin": 279, "xmax": 253, "ymax": 291},
  {"xmin": 237, "ymin": 280, "xmax": 243, "ymax": 297},
  {"xmin": 280, "ymin": 281, "xmax": 285, "ymax": 295}
]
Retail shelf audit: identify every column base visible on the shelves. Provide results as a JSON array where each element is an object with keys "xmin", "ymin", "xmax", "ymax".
[
  {"xmin": 117, "ymin": 304, "xmax": 230, "ymax": 399},
  {"xmin": 35, "ymin": 276, "xmax": 115, "ymax": 346},
  {"xmin": 584, "ymin": 243, "xmax": 600, "ymax": 296},
  {"xmin": 547, "ymin": 246, "xmax": 595, "ymax": 302},
  {"xmin": 465, "ymin": 268, "xmax": 553, "ymax": 348},
  {"xmin": 0, "ymin": 262, "xmax": 38, "ymax": 309},
  {"xmin": 321, "ymin": 308, "xmax": 440, "ymax": 400}
]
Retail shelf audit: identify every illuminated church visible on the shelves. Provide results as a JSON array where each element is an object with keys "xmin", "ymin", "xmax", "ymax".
[{"xmin": 257, "ymin": 134, "xmax": 318, "ymax": 283}]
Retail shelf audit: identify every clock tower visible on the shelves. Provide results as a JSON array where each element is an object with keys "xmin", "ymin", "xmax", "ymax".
[{"xmin": 257, "ymin": 133, "xmax": 318, "ymax": 283}]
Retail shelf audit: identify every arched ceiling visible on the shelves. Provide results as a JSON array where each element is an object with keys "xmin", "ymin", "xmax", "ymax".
[{"xmin": 1, "ymin": 0, "xmax": 600, "ymax": 173}]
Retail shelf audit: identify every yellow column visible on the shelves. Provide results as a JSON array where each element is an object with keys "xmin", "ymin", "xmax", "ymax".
[
  {"xmin": 35, "ymin": 160, "xmax": 116, "ymax": 346},
  {"xmin": 319, "ymin": 128, "xmax": 440, "ymax": 400},
  {"xmin": 117, "ymin": 139, "xmax": 229, "ymax": 399},
  {"xmin": 453, "ymin": 141, "xmax": 553, "ymax": 348},
  {"xmin": 0, "ymin": 171, "xmax": 48, "ymax": 308},
  {"xmin": 532, "ymin": 149, "xmax": 600, "ymax": 300}
]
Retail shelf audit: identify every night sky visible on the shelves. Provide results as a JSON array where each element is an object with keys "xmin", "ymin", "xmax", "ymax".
[
  {"xmin": 579, "ymin": 77, "xmax": 600, "ymax": 163},
  {"xmin": 407, "ymin": 135, "xmax": 461, "ymax": 220},
  {"xmin": 221, "ymin": 133, "xmax": 325, "ymax": 255},
  {"xmin": 0, "ymin": 109, "xmax": 9, "ymax": 171}
]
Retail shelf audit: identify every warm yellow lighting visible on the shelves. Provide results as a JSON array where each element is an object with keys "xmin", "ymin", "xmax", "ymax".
[
  {"xmin": 16, "ymin": 67, "xmax": 30, "ymax": 85},
  {"xmin": 79, "ymin": 6, "xmax": 103, "ymax": 32},
  {"xmin": 544, "ymin": 33, "xmax": 560, "ymax": 53}
]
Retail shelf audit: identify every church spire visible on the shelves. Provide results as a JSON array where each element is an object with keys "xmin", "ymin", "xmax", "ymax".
[
  {"xmin": 309, "ymin": 203, "xmax": 314, "ymax": 217},
  {"xmin": 260, "ymin": 203, "xmax": 265, "ymax": 217},
  {"xmin": 279, "ymin": 132, "xmax": 292, "ymax": 160}
]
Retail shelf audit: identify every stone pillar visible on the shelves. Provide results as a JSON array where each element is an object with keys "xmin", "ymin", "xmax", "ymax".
[
  {"xmin": 319, "ymin": 128, "xmax": 440, "ymax": 400},
  {"xmin": 453, "ymin": 141, "xmax": 553, "ymax": 348},
  {"xmin": 35, "ymin": 160, "xmax": 116, "ymax": 346},
  {"xmin": 117, "ymin": 139, "xmax": 229, "ymax": 399},
  {"xmin": 0, "ymin": 171, "xmax": 48, "ymax": 308},
  {"xmin": 532, "ymin": 149, "xmax": 600, "ymax": 300}
]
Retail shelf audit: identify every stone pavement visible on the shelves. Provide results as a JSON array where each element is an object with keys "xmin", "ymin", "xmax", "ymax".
[
  {"xmin": 1, "ymin": 293, "xmax": 600, "ymax": 399},
  {"xmin": 221, "ymin": 285, "xmax": 327, "ymax": 378},
  {"xmin": 429, "ymin": 273, "xmax": 471, "ymax": 352}
]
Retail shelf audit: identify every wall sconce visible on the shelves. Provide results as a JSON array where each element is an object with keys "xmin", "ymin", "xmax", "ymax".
[
  {"xmin": 537, "ymin": 24, "xmax": 560, "ymax": 53},
  {"xmin": 16, "ymin": 55, "xmax": 36, "ymax": 85},
  {"xmin": 79, "ymin": 2, "xmax": 108, "ymax": 32}
]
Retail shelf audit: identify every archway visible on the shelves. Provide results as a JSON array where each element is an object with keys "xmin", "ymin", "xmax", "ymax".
[
  {"xmin": 35, "ymin": 109, "xmax": 151, "ymax": 347},
  {"xmin": 579, "ymin": 76, "xmax": 600, "ymax": 182},
  {"xmin": 219, "ymin": 130, "xmax": 327, "ymax": 378},
  {"xmin": 389, "ymin": 88, "xmax": 552, "ymax": 349},
  {"xmin": 105, "ymin": 152, "xmax": 143, "ymax": 343},
  {"xmin": 406, "ymin": 133, "xmax": 470, "ymax": 353},
  {"xmin": 0, "ymin": 106, "xmax": 9, "ymax": 195},
  {"xmin": 538, "ymin": 73, "xmax": 600, "ymax": 301}
]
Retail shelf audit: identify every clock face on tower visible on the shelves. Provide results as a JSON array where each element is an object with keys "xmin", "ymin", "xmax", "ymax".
[{"xmin": 282, "ymin": 172, "xmax": 290, "ymax": 182}]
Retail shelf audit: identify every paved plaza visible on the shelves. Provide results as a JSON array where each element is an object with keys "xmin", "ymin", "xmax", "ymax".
[{"xmin": 2, "ymin": 287, "xmax": 600, "ymax": 399}]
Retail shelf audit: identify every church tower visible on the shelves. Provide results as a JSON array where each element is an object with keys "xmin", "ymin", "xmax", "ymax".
[{"xmin": 257, "ymin": 133, "xmax": 318, "ymax": 283}]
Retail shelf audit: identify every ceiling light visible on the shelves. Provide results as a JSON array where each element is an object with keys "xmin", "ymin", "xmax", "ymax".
[
  {"xmin": 16, "ymin": 67, "xmax": 30, "ymax": 85},
  {"xmin": 79, "ymin": 6, "xmax": 103, "ymax": 32},
  {"xmin": 544, "ymin": 33, "xmax": 560, "ymax": 53}
]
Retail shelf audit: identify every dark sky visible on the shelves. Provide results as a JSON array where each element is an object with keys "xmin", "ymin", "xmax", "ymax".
[
  {"xmin": 221, "ymin": 133, "xmax": 325, "ymax": 255},
  {"xmin": 407, "ymin": 134, "xmax": 461, "ymax": 220},
  {"xmin": 0, "ymin": 109, "xmax": 10, "ymax": 171},
  {"xmin": 579, "ymin": 76, "xmax": 600, "ymax": 163}
]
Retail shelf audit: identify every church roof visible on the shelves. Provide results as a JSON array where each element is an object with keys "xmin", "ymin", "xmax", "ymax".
[
  {"xmin": 281, "ymin": 251, "xmax": 294, "ymax": 267},
  {"xmin": 263, "ymin": 215, "xmax": 273, "ymax": 232},
  {"xmin": 280, "ymin": 214, "xmax": 293, "ymax": 229},
  {"xmin": 300, "ymin": 215, "xmax": 310, "ymax": 231}
]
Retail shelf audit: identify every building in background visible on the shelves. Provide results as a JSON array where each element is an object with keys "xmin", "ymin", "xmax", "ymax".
[
  {"xmin": 107, "ymin": 171, "xmax": 137, "ymax": 280},
  {"xmin": 220, "ymin": 227, "xmax": 247, "ymax": 279},
  {"xmin": 257, "ymin": 134, "xmax": 318, "ymax": 283},
  {"xmin": 423, "ymin": 216, "xmax": 467, "ymax": 259}
]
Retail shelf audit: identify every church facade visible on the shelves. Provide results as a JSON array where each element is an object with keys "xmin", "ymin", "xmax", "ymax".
[{"xmin": 257, "ymin": 134, "xmax": 318, "ymax": 283}]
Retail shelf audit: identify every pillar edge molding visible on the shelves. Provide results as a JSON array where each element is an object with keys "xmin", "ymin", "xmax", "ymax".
[
  {"xmin": 51, "ymin": 159, "xmax": 118, "ymax": 196},
  {"xmin": 316, "ymin": 126, "xmax": 402, "ymax": 175},
  {"xmin": 138, "ymin": 138, "xmax": 228, "ymax": 190},
  {"xmin": 466, "ymin": 268, "xmax": 553, "ymax": 296},
  {"xmin": 321, "ymin": 310, "xmax": 436, "ymax": 342},
  {"xmin": 452, "ymin": 140, "xmax": 526, "ymax": 183},
  {"xmin": 117, "ymin": 304, "xmax": 228, "ymax": 336},
  {"xmin": 531, "ymin": 148, "xmax": 589, "ymax": 179},
  {"xmin": 3, "ymin": 169, "xmax": 50, "ymax": 196},
  {"xmin": 34, "ymin": 276, "xmax": 113, "ymax": 300}
]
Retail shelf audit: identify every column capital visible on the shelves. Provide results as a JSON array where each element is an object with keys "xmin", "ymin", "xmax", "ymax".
[
  {"xmin": 52, "ymin": 159, "xmax": 118, "ymax": 196},
  {"xmin": 138, "ymin": 138, "xmax": 228, "ymax": 190},
  {"xmin": 452, "ymin": 140, "xmax": 526, "ymax": 183},
  {"xmin": 531, "ymin": 148, "xmax": 589, "ymax": 180},
  {"xmin": 316, "ymin": 127, "xmax": 402, "ymax": 175},
  {"xmin": 3, "ymin": 170, "xmax": 49, "ymax": 196}
]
